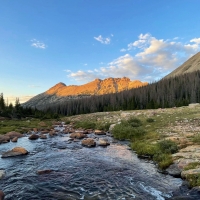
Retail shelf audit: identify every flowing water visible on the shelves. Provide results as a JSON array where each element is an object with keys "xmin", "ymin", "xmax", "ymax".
[{"xmin": 0, "ymin": 130, "xmax": 198, "ymax": 200}]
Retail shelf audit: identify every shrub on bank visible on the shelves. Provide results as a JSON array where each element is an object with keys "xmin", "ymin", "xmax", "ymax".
[
  {"xmin": 157, "ymin": 140, "xmax": 178, "ymax": 154},
  {"xmin": 112, "ymin": 120, "xmax": 146, "ymax": 140}
]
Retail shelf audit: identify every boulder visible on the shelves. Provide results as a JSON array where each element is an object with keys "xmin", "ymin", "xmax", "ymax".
[
  {"xmin": 98, "ymin": 138, "xmax": 110, "ymax": 146},
  {"xmin": 1, "ymin": 147, "xmax": 28, "ymax": 158},
  {"xmin": 39, "ymin": 134, "xmax": 47, "ymax": 139},
  {"xmin": 82, "ymin": 138, "xmax": 96, "ymax": 147},
  {"xmin": 11, "ymin": 137, "xmax": 18, "ymax": 142},
  {"xmin": 94, "ymin": 130, "xmax": 106, "ymax": 135},
  {"xmin": 166, "ymin": 163, "xmax": 181, "ymax": 177},
  {"xmin": 0, "ymin": 170, "xmax": 6, "ymax": 179},
  {"xmin": 0, "ymin": 190, "xmax": 4, "ymax": 200},
  {"xmin": 28, "ymin": 134, "xmax": 39, "ymax": 140},
  {"xmin": 0, "ymin": 135, "xmax": 10, "ymax": 144},
  {"xmin": 5, "ymin": 131, "xmax": 23, "ymax": 139},
  {"xmin": 70, "ymin": 132, "xmax": 86, "ymax": 139},
  {"xmin": 37, "ymin": 169, "xmax": 52, "ymax": 175}
]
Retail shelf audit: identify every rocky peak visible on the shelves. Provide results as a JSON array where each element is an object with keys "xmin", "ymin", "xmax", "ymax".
[
  {"xmin": 46, "ymin": 82, "xmax": 66, "ymax": 95},
  {"xmin": 45, "ymin": 77, "xmax": 148, "ymax": 97}
]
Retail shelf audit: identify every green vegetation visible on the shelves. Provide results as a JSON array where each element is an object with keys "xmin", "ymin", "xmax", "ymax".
[
  {"xmin": 146, "ymin": 118, "xmax": 154, "ymax": 123},
  {"xmin": 131, "ymin": 140, "xmax": 177, "ymax": 169},
  {"xmin": 0, "ymin": 119, "xmax": 53, "ymax": 134},
  {"xmin": 74, "ymin": 120, "xmax": 96, "ymax": 129},
  {"xmin": 112, "ymin": 116, "xmax": 178, "ymax": 170},
  {"xmin": 73, "ymin": 120, "xmax": 111, "ymax": 131},
  {"xmin": 184, "ymin": 162, "xmax": 200, "ymax": 171},
  {"xmin": 192, "ymin": 134, "xmax": 200, "ymax": 144},
  {"xmin": 112, "ymin": 118, "xmax": 146, "ymax": 140},
  {"xmin": 184, "ymin": 174, "xmax": 200, "ymax": 188}
]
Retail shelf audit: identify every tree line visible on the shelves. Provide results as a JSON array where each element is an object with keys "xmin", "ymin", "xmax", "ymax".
[
  {"xmin": 44, "ymin": 70, "xmax": 200, "ymax": 116},
  {"xmin": 0, "ymin": 93, "xmax": 59, "ymax": 119}
]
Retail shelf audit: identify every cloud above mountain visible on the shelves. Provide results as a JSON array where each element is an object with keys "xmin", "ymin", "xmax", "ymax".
[{"xmin": 67, "ymin": 33, "xmax": 200, "ymax": 82}]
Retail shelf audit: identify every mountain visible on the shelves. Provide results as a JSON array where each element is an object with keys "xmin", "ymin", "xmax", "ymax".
[
  {"xmin": 165, "ymin": 52, "xmax": 200, "ymax": 79},
  {"xmin": 23, "ymin": 77, "xmax": 148, "ymax": 109}
]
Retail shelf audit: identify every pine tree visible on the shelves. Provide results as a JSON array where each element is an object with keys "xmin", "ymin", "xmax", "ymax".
[{"xmin": 0, "ymin": 93, "xmax": 5, "ymax": 111}]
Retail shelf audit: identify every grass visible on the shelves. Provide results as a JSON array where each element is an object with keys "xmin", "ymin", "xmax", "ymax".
[
  {"xmin": 184, "ymin": 174, "xmax": 200, "ymax": 188},
  {"xmin": 0, "ymin": 118, "xmax": 53, "ymax": 134},
  {"xmin": 192, "ymin": 134, "xmax": 200, "ymax": 144},
  {"xmin": 112, "ymin": 119, "xmax": 146, "ymax": 140},
  {"xmin": 184, "ymin": 162, "xmax": 200, "ymax": 171}
]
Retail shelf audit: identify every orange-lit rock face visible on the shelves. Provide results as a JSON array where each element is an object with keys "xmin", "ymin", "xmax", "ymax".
[{"xmin": 46, "ymin": 78, "xmax": 148, "ymax": 97}]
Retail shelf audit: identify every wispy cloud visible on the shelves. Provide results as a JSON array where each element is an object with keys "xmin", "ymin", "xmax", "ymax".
[
  {"xmin": 28, "ymin": 85, "xmax": 41, "ymax": 88},
  {"xmin": 94, "ymin": 35, "xmax": 111, "ymax": 44},
  {"xmin": 31, "ymin": 39, "xmax": 47, "ymax": 49},
  {"xmin": 66, "ymin": 33, "xmax": 200, "ymax": 82}
]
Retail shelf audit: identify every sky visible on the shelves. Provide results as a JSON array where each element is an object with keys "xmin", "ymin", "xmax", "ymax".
[{"xmin": 1, "ymin": 0, "xmax": 200, "ymax": 104}]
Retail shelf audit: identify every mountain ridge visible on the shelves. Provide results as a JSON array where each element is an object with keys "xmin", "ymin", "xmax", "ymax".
[
  {"xmin": 23, "ymin": 77, "xmax": 148, "ymax": 109},
  {"xmin": 164, "ymin": 52, "xmax": 200, "ymax": 79}
]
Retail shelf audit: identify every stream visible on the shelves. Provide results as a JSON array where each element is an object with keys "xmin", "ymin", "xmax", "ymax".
[{"xmin": 0, "ymin": 130, "xmax": 199, "ymax": 200}]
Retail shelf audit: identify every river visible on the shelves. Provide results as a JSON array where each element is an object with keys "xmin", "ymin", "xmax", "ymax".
[{"xmin": 0, "ymin": 130, "xmax": 199, "ymax": 200}]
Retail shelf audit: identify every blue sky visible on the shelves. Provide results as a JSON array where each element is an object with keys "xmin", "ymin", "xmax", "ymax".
[{"xmin": 1, "ymin": 0, "xmax": 200, "ymax": 103}]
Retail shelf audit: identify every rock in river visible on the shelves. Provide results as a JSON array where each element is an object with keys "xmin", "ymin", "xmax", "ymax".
[
  {"xmin": 70, "ymin": 132, "xmax": 86, "ymax": 139},
  {"xmin": 166, "ymin": 163, "xmax": 181, "ymax": 178},
  {"xmin": 11, "ymin": 137, "xmax": 18, "ymax": 142},
  {"xmin": 82, "ymin": 138, "xmax": 96, "ymax": 147},
  {"xmin": 28, "ymin": 134, "xmax": 39, "ymax": 140},
  {"xmin": 5, "ymin": 131, "xmax": 23, "ymax": 139},
  {"xmin": 98, "ymin": 138, "xmax": 110, "ymax": 146},
  {"xmin": 94, "ymin": 130, "xmax": 106, "ymax": 135},
  {"xmin": 0, "ymin": 135, "xmax": 10, "ymax": 144},
  {"xmin": 1, "ymin": 147, "xmax": 28, "ymax": 158}
]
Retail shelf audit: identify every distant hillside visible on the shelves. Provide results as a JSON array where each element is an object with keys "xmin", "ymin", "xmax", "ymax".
[
  {"xmin": 165, "ymin": 52, "xmax": 200, "ymax": 79},
  {"xmin": 23, "ymin": 77, "xmax": 148, "ymax": 109}
]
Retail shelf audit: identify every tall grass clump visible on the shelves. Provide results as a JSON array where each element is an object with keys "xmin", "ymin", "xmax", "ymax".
[
  {"xmin": 112, "ymin": 118, "xmax": 146, "ymax": 140},
  {"xmin": 131, "ymin": 139, "xmax": 178, "ymax": 170}
]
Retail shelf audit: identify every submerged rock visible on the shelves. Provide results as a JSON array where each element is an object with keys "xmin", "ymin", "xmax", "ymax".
[
  {"xmin": 82, "ymin": 138, "xmax": 96, "ymax": 147},
  {"xmin": 37, "ymin": 169, "xmax": 53, "ymax": 175},
  {"xmin": 0, "ymin": 170, "xmax": 6, "ymax": 179},
  {"xmin": 39, "ymin": 134, "xmax": 47, "ymax": 139},
  {"xmin": 0, "ymin": 190, "xmax": 4, "ymax": 200},
  {"xmin": 1, "ymin": 147, "xmax": 28, "ymax": 158}
]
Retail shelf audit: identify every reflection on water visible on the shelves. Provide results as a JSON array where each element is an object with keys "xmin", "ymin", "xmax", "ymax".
[{"xmin": 0, "ymin": 133, "xmax": 191, "ymax": 200}]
